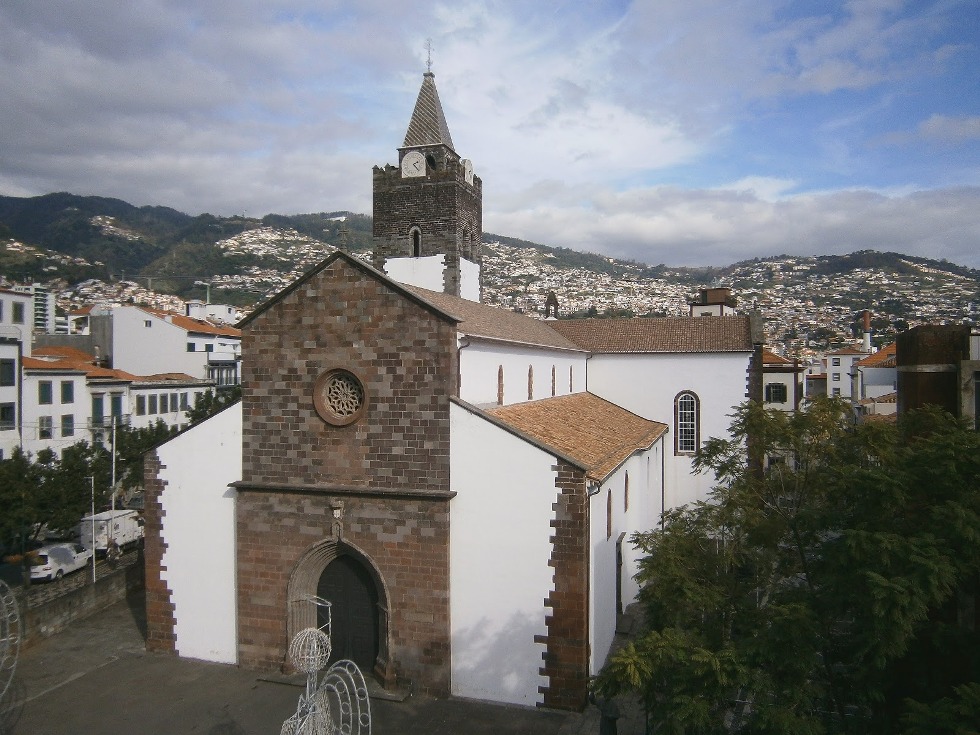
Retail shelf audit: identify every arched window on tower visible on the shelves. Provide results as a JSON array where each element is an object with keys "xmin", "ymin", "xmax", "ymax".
[
  {"xmin": 674, "ymin": 391, "xmax": 700, "ymax": 455},
  {"xmin": 462, "ymin": 228, "xmax": 471, "ymax": 260},
  {"xmin": 410, "ymin": 227, "xmax": 422, "ymax": 257}
]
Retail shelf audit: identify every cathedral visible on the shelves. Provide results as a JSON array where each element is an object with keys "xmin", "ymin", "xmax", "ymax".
[{"xmin": 143, "ymin": 71, "xmax": 761, "ymax": 710}]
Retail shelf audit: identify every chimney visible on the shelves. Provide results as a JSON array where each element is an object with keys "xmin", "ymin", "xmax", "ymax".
[{"xmin": 862, "ymin": 310, "xmax": 872, "ymax": 353}]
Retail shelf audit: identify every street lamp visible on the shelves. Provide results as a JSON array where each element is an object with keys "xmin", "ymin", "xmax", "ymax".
[{"xmin": 88, "ymin": 475, "xmax": 96, "ymax": 583}]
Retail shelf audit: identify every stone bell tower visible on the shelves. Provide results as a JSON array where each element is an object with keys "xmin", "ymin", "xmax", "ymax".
[{"xmin": 372, "ymin": 71, "xmax": 483, "ymax": 301}]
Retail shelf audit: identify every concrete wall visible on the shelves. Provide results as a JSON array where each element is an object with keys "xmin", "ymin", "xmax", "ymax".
[
  {"xmin": 155, "ymin": 402, "xmax": 241, "ymax": 663},
  {"xmin": 449, "ymin": 402, "xmax": 554, "ymax": 705},
  {"xmin": 459, "ymin": 341, "xmax": 586, "ymax": 408},
  {"xmin": 20, "ymin": 559, "xmax": 144, "ymax": 649}
]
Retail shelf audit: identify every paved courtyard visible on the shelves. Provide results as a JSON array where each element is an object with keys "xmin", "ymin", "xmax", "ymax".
[{"xmin": 2, "ymin": 594, "xmax": 642, "ymax": 734}]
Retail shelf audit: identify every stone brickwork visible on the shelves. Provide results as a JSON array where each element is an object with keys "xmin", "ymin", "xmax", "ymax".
[
  {"xmin": 236, "ymin": 254, "xmax": 457, "ymax": 695},
  {"xmin": 235, "ymin": 488, "xmax": 451, "ymax": 695},
  {"xmin": 241, "ymin": 256, "xmax": 457, "ymax": 491},
  {"xmin": 539, "ymin": 461, "xmax": 590, "ymax": 710},
  {"xmin": 143, "ymin": 449, "xmax": 177, "ymax": 653},
  {"xmin": 372, "ymin": 159, "xmax": 482, "ymax": 296}
]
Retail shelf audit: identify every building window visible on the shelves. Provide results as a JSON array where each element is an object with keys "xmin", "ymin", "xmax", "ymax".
[
  {"xmin": 92, "ymin": 395, "xmax": 104, "ymax": 426},
  {"xmin": 624, "ymin": 471, "xmax": 630, "ymax": 512},
  {"xmin": 170, "ymin": 393, "xmax": 178, "ymax": 410},
  {"xmin": 61, "ymin": 380, "xmax": 74, "ymax": 404},
  {"xmin": 765, "ymin": 383, "xmax": 788, "ymax": 403},
  {"xmin": 832, "ymin": 387, "xmax": 841, "ymax": 397},
  {"xmin": 12, "ymin": 302, "xmax": 25, "ymax": 324},
  {"xmin": 39, "ymin": 415, "xmax": 52, "ymax": 439},
  {"xmin": 410, "ymin": 227, "xmax": 422, "ymax": 257},
  {"xmin": 832, "ymin": 373, "xmax": 840, "ymax": 382},
  {"xmin": 205, "ymin": 343, "xmax": 214, "ymax": 353},
  {"xmin": 0, "ymin": 359, "xmax": 14, "ymax": 387},
  {"xmin": 136, "ymin": 395, "xmax": 146, "ymax": 416},
  {"xmin": 144, "ymin": 320, "xmax": 152, "ymax": 328},
  {"xmin": 675, "ymin": 391, "xmax": 700, "ymax": 454},
  {"xmin": 569, "ymin": 365, "xmax": 573, "ymax": 392},
  {"xmin": 110, "ymin": 394, "xmax": 123, "ymax": 418},
  {"xmin": 527, "ymin": 365, "xmax": 533, "ymax": 401},
  {"xmin": 0, "ymin": 403, "xmax": 14, "ymax": 430},
  {"xmin": 61, "ymin": 414, "xmax": 74, "ymax": 437},
  {"xmin": 497, "ymin": 365, "xmax": 504, "ymax": 405},
  {"xmin": 149, "ymin": 394, "xmax": 158, "ymax": 414},
  {"xmin": 606, "ymin": 490, "xmax": 613, "ymax": 540},
  {"xmin": 551, "ymin": 365, "xmax": 556, "ymax": 397},
  {"xmin": 160, "ymin": 394, "xmax": 169, "ymax": 413},
  {"xmin": 831, "ymin": 357, "xmax": 841, "ymax": 366},
  {"xmin": 180, "ymin": 392, "xmax": 189, "ymax": 410},
  {"xmin": 38, "ymin": 381, "xmax": 53, "ymax": 405},
  {"xmin": 187, "ymin": 343, "xmax": 196, "ymax": 352}
]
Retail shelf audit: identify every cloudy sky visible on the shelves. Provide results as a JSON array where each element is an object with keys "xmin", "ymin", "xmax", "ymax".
[{"xmin": 2, "ymin": 1, "xmax": 979, "ymax": 268}]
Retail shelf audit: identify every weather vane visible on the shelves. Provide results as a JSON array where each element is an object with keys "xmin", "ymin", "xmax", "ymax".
[{"xmin": 425, "ymin": 38, "xmax": 433, "ymax": 73}]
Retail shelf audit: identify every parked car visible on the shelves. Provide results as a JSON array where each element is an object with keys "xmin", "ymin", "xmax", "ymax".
[{"xmin": 29, "ymin": 543, "xmax": 93, "ymax": 582}]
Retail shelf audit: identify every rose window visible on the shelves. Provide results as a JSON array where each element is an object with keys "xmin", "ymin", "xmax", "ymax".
[{"xmin": 313, "ymin": 368, "xmax": 368, "ymax": 426}]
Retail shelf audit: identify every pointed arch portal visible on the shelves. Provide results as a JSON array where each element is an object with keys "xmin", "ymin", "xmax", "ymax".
[{"xmin": 287, "ymin": 538, "xmax": 390, "ymax": 681}]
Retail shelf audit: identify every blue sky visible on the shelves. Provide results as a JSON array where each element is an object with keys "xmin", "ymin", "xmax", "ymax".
[{"xmin": 1, "ymin": 0, "xmax": 978, "ymax": 268}]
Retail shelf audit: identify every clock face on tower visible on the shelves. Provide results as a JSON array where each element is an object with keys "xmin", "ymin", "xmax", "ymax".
[{"xmin": 401, "ymin": 151, "xmax": 426, "ymax": 178}]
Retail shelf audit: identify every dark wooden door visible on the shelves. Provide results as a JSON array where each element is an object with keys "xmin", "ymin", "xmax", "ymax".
[{"xmin": 317, "ymin": 556, "xmax": 379, "ymax": 669}]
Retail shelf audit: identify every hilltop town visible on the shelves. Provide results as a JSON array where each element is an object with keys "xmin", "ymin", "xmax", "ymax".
[{"xmin": 5, "ymin": 218, "xmax": 976, "ymax": 361}]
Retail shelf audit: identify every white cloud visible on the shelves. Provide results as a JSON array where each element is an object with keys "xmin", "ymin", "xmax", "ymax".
[{"xmin": 918, "ymin": 114, "xmax": 980, "ymax": 144}]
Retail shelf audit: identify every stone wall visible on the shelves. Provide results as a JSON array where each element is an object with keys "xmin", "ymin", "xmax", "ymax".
[
  {"xmin": 539, "ymin": 461, "xmax": 590, "ymax": 710},
  {"xmin": 236, "ymin": 255, "xmax": 457, "ymax": 695}
]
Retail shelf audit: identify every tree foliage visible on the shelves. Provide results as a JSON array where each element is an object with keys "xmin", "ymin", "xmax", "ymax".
[
  {"xmin": 595, "ymin": 398, "xmax": 980, "ymax": 734},
  {"xmin": 185, "ymin": 386, "xmax": 241, "ymax": 426}
]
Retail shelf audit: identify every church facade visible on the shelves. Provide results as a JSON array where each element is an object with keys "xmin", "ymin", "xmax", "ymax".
[{"xmin": 143, "ymin": 71, "xmax": 761, "ymax": 710}]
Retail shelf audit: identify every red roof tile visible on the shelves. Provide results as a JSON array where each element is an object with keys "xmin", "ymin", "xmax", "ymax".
[
  {"xmin": 548, "ymin": 316, "xmax": 754, "ymax": 353},
  {"xmin": 485, "ymin": 393, "xmax": 668, "ymax": 482},
  {"xmin": 855, "ymin": 342, "xmax": 896, "ymax": 368}
]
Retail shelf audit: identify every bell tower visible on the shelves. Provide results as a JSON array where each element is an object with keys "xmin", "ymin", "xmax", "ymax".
[{"xmin": 372, "ymin": 71, "xmax": 483, "ymax": 301}]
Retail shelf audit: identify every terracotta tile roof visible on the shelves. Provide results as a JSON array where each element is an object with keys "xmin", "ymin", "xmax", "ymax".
[
  {"xmin": 139, "ymin": 306, "xmax": 241, "ymax": 338},
  {"xmin": 401, "ymin": 285, "xmax": 585, "ymax": 352},
  {"xmin": 827, "ymin": 345, "xmax": 870, "ymax": 356},
  {"xmin": 24, "ymin": 351, "xmax": 135, "ymax": 380},
  {"xmin": 762, "ymin": 348, "xmax": 793, "ymax": 365},
  {"xmin": 855, "ymin": 342, "xmax": 896, "ymax": 368},
  {"xmin": 548, "ymin": 316, "xmax": 754, "ymax": 353},
  {"xmin": 484, "ymin": 392, "xmax": 668, "ymax": 483},
  {"xmin": 133, "ymin": 373, "xmax": 208, "ymax": 384}
]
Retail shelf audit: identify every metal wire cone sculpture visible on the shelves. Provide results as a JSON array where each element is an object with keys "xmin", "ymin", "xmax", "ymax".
[{"xmin": 281, "ymin": 596, "xmax": 372, "ymax": 735}]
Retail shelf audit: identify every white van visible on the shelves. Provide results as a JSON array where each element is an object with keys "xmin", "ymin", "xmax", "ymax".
[{"xmin": 29, "ymin": 542, "xmax": 93, "ymax": 582}]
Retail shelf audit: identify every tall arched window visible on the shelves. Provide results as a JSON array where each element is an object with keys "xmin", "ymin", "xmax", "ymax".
[
  {"xmin": 674, "ymin": 391, "xmax": 700, "ymax": 455},
  {"xmin": 551, "ymin": 365, "xmax": 556, "ymax": 397},
  {"xmin": 497, "ymin": 365, "xmax": 504, "ymax": 405},
  {"xmin": 606, "ymin": 490, "xmax": 613, "ymax": 540},
  {"xmin": 410, "ymin": 227, "xmax": 422, "ymax": 257},
  {"xmin": 527, "ymin": 365, "xmax": 534, "ymax": 400},
  {"xmin": 624, "ymin": 471, "xmax": 630, "ymax": 512}
]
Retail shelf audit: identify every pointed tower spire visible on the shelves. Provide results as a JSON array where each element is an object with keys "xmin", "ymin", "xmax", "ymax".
[{"xmin": 403, "ymin": 72, "xmax": 455, "ymax": 151}]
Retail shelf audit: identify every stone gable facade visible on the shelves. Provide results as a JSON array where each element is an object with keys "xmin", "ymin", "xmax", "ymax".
[{"xmin": 234, "ymin": 255, "xmax": 458, "ymax": 694}]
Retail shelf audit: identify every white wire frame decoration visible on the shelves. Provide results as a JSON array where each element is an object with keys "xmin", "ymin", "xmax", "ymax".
[
  {"xmin": 280, "ymin": 595, "xmax": 372, "ymax": 735},
  {"xmin": 0, "ymin": 580, "xmax": 21, "ymax": 712}
]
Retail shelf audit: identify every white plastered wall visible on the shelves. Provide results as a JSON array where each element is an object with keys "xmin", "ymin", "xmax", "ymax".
[
  {"xmin": 586, "ymin": 352, "xmax": 750, "ymax": 509},
  {"xmin": 449, "ymin": 403, "xmax": 557, "ymax": 706},
  {"xmin": 383, "ymin": 255, "xmax": 446, "ymax": 294},
  {"xmin": 589, "ymin": 440, "xmax": 664, "ymax": 673},
  {"xmin": 112, "ymin": 307, "xmax": 205, "ymax": 378},
  {"xmin": 156, "ymin": 401, "xmax": 241, "ymax": 663},
  {"xmin": 459, "ymin": 341, "xmax": 587, "ymax": 407}
]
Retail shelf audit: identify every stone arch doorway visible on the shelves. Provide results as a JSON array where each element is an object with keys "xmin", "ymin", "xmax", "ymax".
[
  {"xmin": 318, "ymin": 555, "xmax": 378, "ymax": 669},
  {"xmin": 286, "ymin": 538, "xmax": 391, "ymax": 684}
]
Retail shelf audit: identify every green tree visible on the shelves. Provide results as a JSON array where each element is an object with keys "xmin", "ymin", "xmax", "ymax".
[
  {"xmin": 595, "ymin": 399, "xmax": 980, "ymax": 734},
  {"xmin": 185, "ymin": 386, "xmax": 241, "ymax": 425}
]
